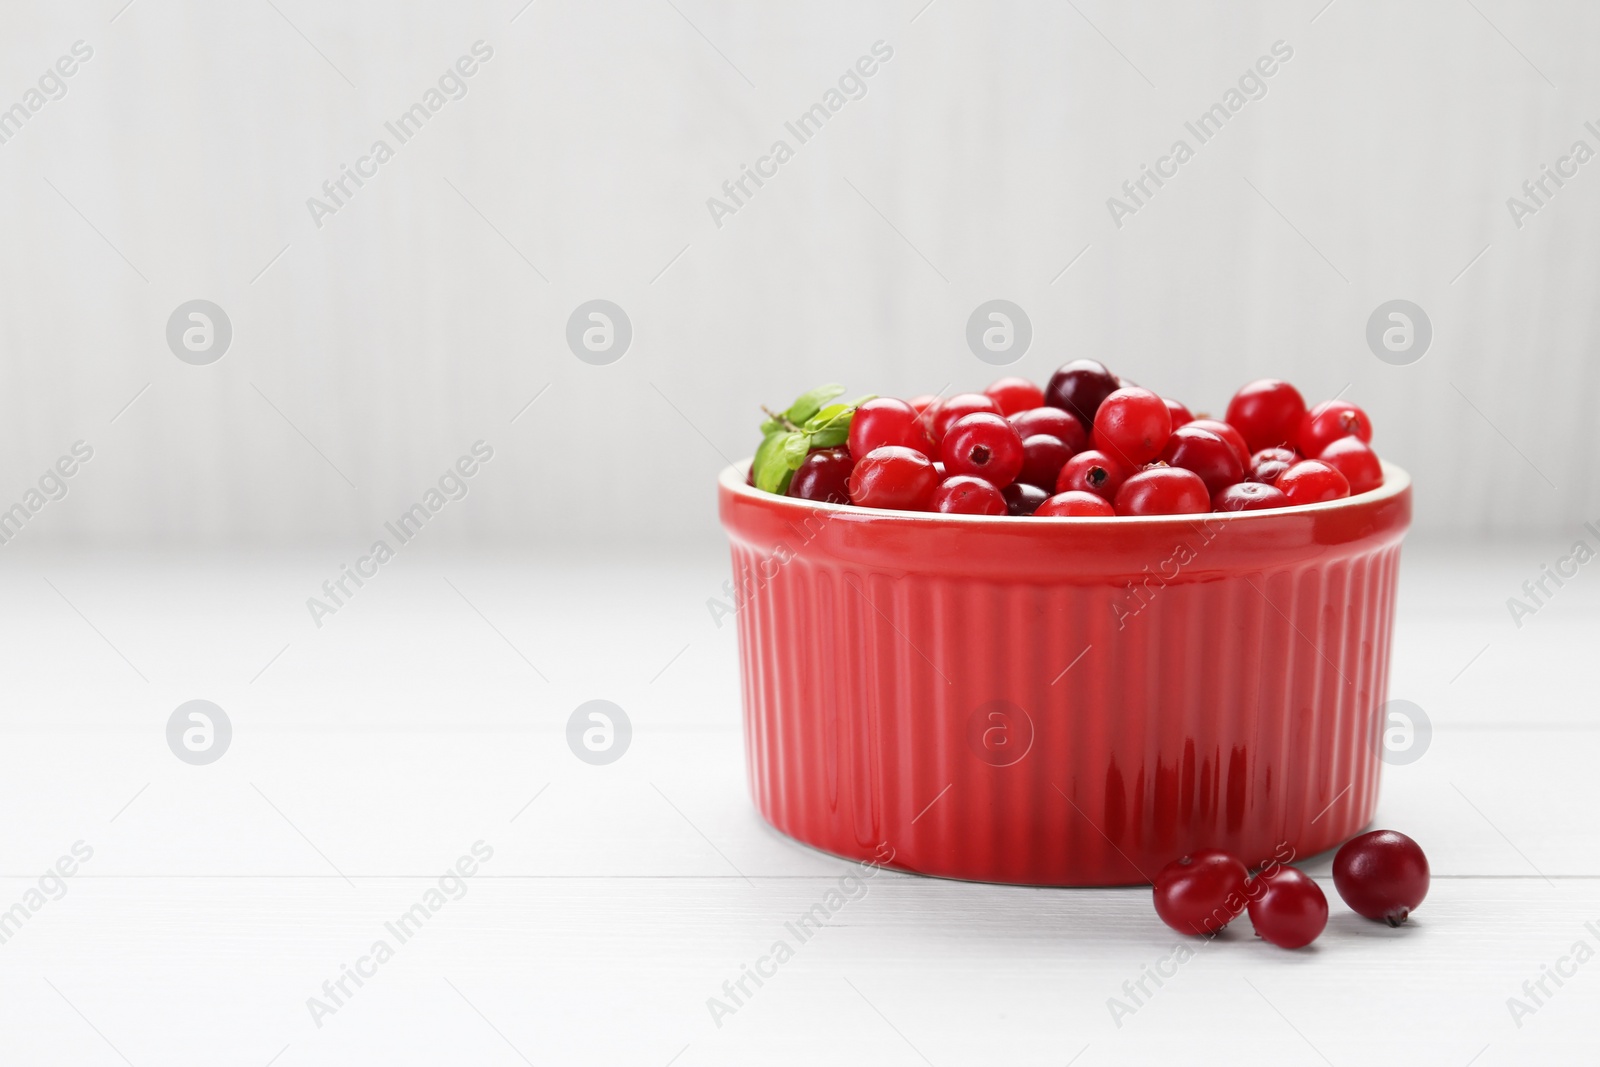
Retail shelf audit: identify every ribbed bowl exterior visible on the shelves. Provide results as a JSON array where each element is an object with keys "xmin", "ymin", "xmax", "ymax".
[{"xmin": 719, "ymin": 465, "xmax": 1412, "ymax": 886}]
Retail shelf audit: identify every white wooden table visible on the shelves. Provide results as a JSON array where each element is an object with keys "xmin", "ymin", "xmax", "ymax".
[{"xmin": 0, "ymin": 543, "xmax": 1594, "ymax": 1065}]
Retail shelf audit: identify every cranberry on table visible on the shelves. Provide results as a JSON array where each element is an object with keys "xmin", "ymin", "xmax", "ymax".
[
  {"xmin": 847, "ymin": 446, "xmax": 938, "ymax": 511},
  {"xmin": 1114, "ymin": 466, "xmax": 1209, "ymax": 516},
  {"xmin": 1016, "ymin": 434, "xmax": 1075, "ymax": 489},
  {"xmin": 1274, "ymin": 459, "xmax": 1350, "ymax": 505},
  {"xmin": 1333, "ymin": 830, "xmax": 1429, "ymax": 926},
  {"xmin": 1093, "ymin": 387, "xmax": 1173, "ymax": 466},
  {"xmin": 1056, "ymin": 450, "xmax": 1129, "ymax": 501},
  {"xmin": 1247, "ymin": 867, "xmax": 1329, "ymax": 949},
  {"xmin": 984, "ymin": 376, "xmax": 1045, "ymax": 416},
  {"xmin": 1318, "ymin": 435, "xmax": 1384, "ymax": 494},
  {"xmin": 929, "ymin": 393, "xmax": 1002, "ymax": 453},
  {"xmin": 1045, "ymin": 359, "xmax": 1120, "ymax": 428},
  {"xmin": 1160, "ymin": 425, "xmax": 1243, "ymax": 493},
  {"xmin": 1298, "ymin": 399, "xmax": 1372, "ymax": 458},
  {"xmin": 1153, "ymin": 850, "xmax": 1250, "ymax": 935},
  {"xmin": 1187, "ymin": 418, "xmax": 1252, "ymax": 469},
  {"xmin": 1212, "ymin": 481, "xmax": 1289, "ymax": 511},
  {"xmin": 943, "ymin": 412, "xmax": 1025, "ymax": 486},
  {"xmin": 848, "ymin": 398, "xmax": 934, "ymax": 460},
  {"xmin": 1225, "ymin": 379, "xmax": 1307, "ymax": 452},
  {"xmin": 931, "ymin": 475, "xmax": 1007, "ymax": 515},
  {"xmin": 786, "ymin": 446, "xmax": 854, "ymax": 504},
  {"xmin": 1035, "ymin": 490, "xmax": 1115, "ymax": 517},
  {"xmin": 1163, "ymin": 397, "xmax": 1194, "ymax": 429},
  {"xmin": 1001, "ymin": 481, "xmax": 1048, "ymax": 516},
  {"xmin": 1248, "ymin": 446, "xmax": 1299, "ymax": 485}
]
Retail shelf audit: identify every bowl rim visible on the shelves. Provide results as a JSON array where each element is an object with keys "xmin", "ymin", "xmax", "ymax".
[{"xmin": 720, "ymin": 458, "xmax": 1410, "ymax": 525}]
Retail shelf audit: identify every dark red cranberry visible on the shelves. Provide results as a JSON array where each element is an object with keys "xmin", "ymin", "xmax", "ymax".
[
  {"xmin": 1247, "ymin": 867, "xmax": 1328, "ymax": 949},
  {"xmin": 1035, "ymin": 490, "xmax": 1115, "ymax": 517},
  {"xmin": 786, "ymin": 447, "xmax": 854, "ymax": 503},
  {"xmin": 848, "ymin": 398, "xmax": 934, "ymax": 460},
  {"xmin": 1318, "ymin": 436, "xmax": 1383, "ymax": 494},
  {"xmin": 984, "ymin": 376, "xmax": 1044, "ymax": 416},
  {"xmin": 1008, "ymin": 407, "xmax": 1088, "ymax": 454},
  {"xmin": 1092, "ymin": 387, "xmax": 1172, "ymax": 467},
  {"xmin": 1016, "ymin": 434, "xmax": 1074, "ymax": 489},
  {"xmin": 1333, "ymin": 830, "xmax": 1429, "ymax": 926},
  {"xmin": 1044, "ymin": 359, "xmax": 1120, "ymax": 428},
  {"xmin": 1212, "ymin": 481, "xmax": 1289, "ymax": 511},
  {"xmin": 1160, "ymin": 425, "xmax": 1243, "ymax": 493},
  {"xmin": 1001, "ymin": 481, "xmax": 1048, "ymax": 516},
  {"xmin": 1055, "ymin": 450, "xmax": 1129, "ymax": 501},
  {"xmin": 1187, "ymin": 418, "xmax": 1251, "ymax": 469},
  {"xmin": 931, "ymin": 475, "xmax": 1006, "ymax": 515},
  {"xmin": 943, "ymin": 413, "xmax": 1024, "ymax": 486},
  {"xmin": 1114, "ymin": 467, "xmax": 1209, "ymax": 516},
  {"xmin": 1152, "ymin": 850, "xmax": 1249, "ymax": 935},
  {"xmin": 1298, "ymin": 400, "xmax": 1372, "ymax": 458},
  {"xmin": 1225, "ymin": 379, "xmax": 1307, "ymax": 453},
  {"xmin": 1274, "ymin": 459, "xmax": 1349, "ymax": 505},
  {"xmin": 847, "ymin": 446, "xmax": 937, "ymax": 511}
]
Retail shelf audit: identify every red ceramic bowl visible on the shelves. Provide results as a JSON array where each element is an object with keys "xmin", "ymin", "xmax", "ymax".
[{"xmin": 719, "ymin": 461, "xmax": 1412, "ymax": 886}]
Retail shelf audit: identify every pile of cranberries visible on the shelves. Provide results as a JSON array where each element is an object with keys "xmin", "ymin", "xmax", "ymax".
[
  {"xmin": 762, "ymin": 361, "xmax": 1382, "ymax": 516},
  {"xmin": 1152, "ymin": 830, "xmax": 1429, "ymax": 950}
]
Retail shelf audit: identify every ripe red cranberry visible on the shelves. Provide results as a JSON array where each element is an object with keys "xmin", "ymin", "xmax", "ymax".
[
  {"xmin": 1016, "ymin": 434, "xmax": 1074, "ymax": 489},
  {"xmin": 1333, "ymin": 830, "xmax": 1429, "ymax": 926},
  {"xmin": 1114, "ymin": 467, "xmax": 1209, "ymax": 516},
  {"xmin": 908, "ymin": 395, "xmax": 940, "ymax": 440},
  {"xmin": 1008, "ymin": 407, "xmax": 1088, "ymax": 454},
  {"xmin": 1160, "ymin": 425, "xmax": 1243, "ymax": 493},
  {"xmin": 786, "ymin": 447, "xmax": 854, "ymax": 504},
  {"xmin": 984, "ymin": 376, "xmax": 1044, "ymax": 416},
  {"xmin": 943, "ymin": 413, "xmax": 1024, "ymax": 486},
  {"xmin": 1212, "ymin": 481, "xmax": 1289, "ymax": 511},
  {"xmin": 1298, "ymin": 399, "xmax": 1372, "ymax": 458},
  {"xmin": 847, "ymin": 446, "xmax": 937, "ymax": 511},
  {"xmin": 1163, "ymin": 397, "xmax": 1194, "ymax": 428},
  {"xmin": 1187, "ymin": 418, "xmax": 1251, "ymax": 469},
  {"xmin": 1248, "ymin": 446, "xmax": 1299, "ymax": 485},
  {"xmin": 1247, "ymin": 867, "xmax": 1328, "ymax": 949},
  {"xmin": 1318, "ymin": 436, "xmax": 1384, "ymax": 494},
  {"xmin": 1274, "ymin": 459, "xmax": 1350, "ymax": 505},
  {"xmin": 1045, "ymin": 359, "xmax": 1120, "ymax": 428},
  {"xmin": 1035, "ymin": 490, "xmax": 1115, "ymax": 517},
  {"xmin": 1093, "ymin": 387, "xmax": 1172, "ymax": 466},
  {"xmin": 1001, "ymin": 481, "xmax": 1048, "ymax": 516},
  {"xmin": 929, "ymin": 393, "xmax": 1001, "ymax": 453},
  {"xmin": 1152, "ymin": 850, "xmax": 1249, "ymax": 935},
  {"xmin": 1055, "ymin": 450, "xmax": 1129, "ymax": 501},
  {"xmin": 848, "ymin": 398, "xmax": 934, "ymax": 460},
  {"xmin": 931, "ymin": 475, "xmax": 1006, "ymax": 515},
  {"xmin": 1225, "ymin": 379, "xmax": 1307, "ymax": 452}
]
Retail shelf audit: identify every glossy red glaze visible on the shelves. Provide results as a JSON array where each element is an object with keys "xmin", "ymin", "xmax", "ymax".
[{"xmin": 718, "ymin": 462, "xmax": 1412, "ymax": 886}]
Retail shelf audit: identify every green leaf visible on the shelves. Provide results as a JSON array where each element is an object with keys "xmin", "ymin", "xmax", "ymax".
[
  {"xmin": 809, "ymin": 425, "xmax": 849, "ymax": 448},
  {"xmin": 783, "ymin": 384, "xmax": 845, "ymax": 426},
  {"xmin": 759, "ymin": 417, "xmax": 781, "ymax": 436},
  {"xmin": 781, "ymin": 431, "xmax": 812, "ymax": 469},
  {"xmin": 751, "ymin": 431, "xmax": 789, "ymax": 494}
]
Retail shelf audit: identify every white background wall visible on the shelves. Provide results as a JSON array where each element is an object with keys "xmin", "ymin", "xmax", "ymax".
[{"xmin": 1, "ymin": 0, "xmax": 1596, "ymax": 551}]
